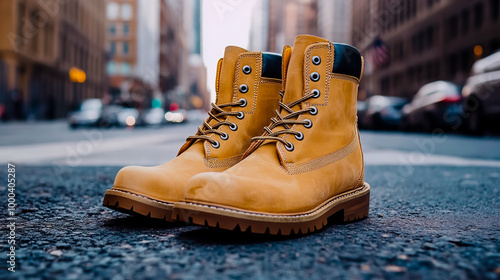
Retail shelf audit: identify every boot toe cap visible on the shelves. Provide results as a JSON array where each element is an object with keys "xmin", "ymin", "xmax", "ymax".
[{"xmin": 112, "ymin": 165, "xmax": 178, "ymax": 202}]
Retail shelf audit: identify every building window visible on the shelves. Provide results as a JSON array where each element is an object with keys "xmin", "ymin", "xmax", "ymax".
[
  {"xmin": 109, "ymin": 42, "xmax": 116, "ymax": 55},
  {"xmin": 121, "ymin": 4, "xmax": 132, "ymax": 20},
  {"xmin": 406, "ymin": 0, "xmax": 411, "ymax": 19},
  {"xmin": 107, "ymin": 2, "xmax": 119, "ymax": 19},
  {"xmin": 474, "ymin": 3, "xmax": 484, "ymax": 28},
  {"xmin": 418, "ymin": 31, "xmax": 424, "ymax": 53},
  {"xmin": 400, "ymin": 42, "xmax": 404, "ymax": 60},
  {"xmin": 381, "ymin": 76, "xmax": 390, "ymax": 92},
  {"xmin": 407, "ymin": 68, "xmax": 414, "ymax": 84},
  {"xmin": 123, "ymin": 42, "xmax": 129, "ymax": 55},
  {"xmin": 461, "ymin": 9, "xmax": 470, "ymax": 34},
  {"xmin": 426, "ymin": 62, "xmax": 433, "ymax": 80},
  {"xmin": 427, "ymin": 0, "xmax": 440, "ymax": 8},
  {"xmin": 411, "ymin": 0, "xmax": 417, "ymax": 17},
  {"xmin": 123, "ymin": 23, "xmax": 129, "ymax": 36},
  {"xmin": 491, "ymin": 0, "xmax": 499, "ymax": 21},
  {"xmin": 412, "ymin": 35, "xmax": 417, "ymax": 53},
  {"xmin": 448, "ymin": 54, "xmax": 458, "ymax": 76},
  {"xmin": 434, "ymin": 61, "xmax": 440, "ymax": 78},
  {"xmin": 106, "ymin": 62, "xmax": 116, "ymax": 74},
  {"xmin": 425, "ymin": 26, "xmax": 434, "ymax": 48},
  {"xmin": 44, "ymin": 24, "xmax": 52, "ymax": 57},
  {"xmin": 491, "ymin": 39, "xmax": 500, "ymax": 52},
  {"xmin": 399, "ymin": 1, "xmax": 405, "ymax": 24},
  {"xmin": 109, "ymin": 24, "xmax": 116, "ymax": 36},
  {"xmin": 448, "ymin": 15, "xmax": 458, "ymax": 40},
  {"xmin": 416, "ymin": 65, "xmax": 423, "ymax": 82},
  {"xmin": 62, "ymin": 36, "xmax": 67, "ymax": 63},
  {"xmin": 122, "ymin": 63, "xmax": 131, "ymax": 74},
  {"xmin": 461, "ymin": 49, "xmax": 470, "ymax": 72}
]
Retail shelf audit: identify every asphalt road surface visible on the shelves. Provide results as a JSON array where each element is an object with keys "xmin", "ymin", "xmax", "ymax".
[
  {"xmin": 1, "ymin": 121, "xmax": 500, "ymax": 166},
  {"xmin": 0, "ymin": 121, "xmax": 499, "ymax": 279}
]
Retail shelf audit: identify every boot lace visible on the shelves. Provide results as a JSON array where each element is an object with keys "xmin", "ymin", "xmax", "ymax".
[
  {"xmin": 186, "ymin": 99, "xmax": 246, "ymax": 147},
  {"xmin": 251, "ymin": 91, "xmax": 317, "ymax": 150}
]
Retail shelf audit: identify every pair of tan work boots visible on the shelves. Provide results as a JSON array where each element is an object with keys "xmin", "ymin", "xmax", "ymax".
[{"xmin": 102, "ymin": 35, "xmax": 370, "ymax": 235}]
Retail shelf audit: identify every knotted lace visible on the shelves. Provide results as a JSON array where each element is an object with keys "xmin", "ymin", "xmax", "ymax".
[
  {"xmin": 252, "ymin": 90, "xmax": 317, "ymax": 148},
  {"xmin": 186, "ymin": 100, "xmax": 245, "ymax": 146}
]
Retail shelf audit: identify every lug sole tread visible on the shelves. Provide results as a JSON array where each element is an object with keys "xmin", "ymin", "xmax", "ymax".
[
  {"xmin": 174, "ymin": 183, "xmax": 370, "ymax": 235},
  {"xmin": 103, "ymin": 189, "xmax": 175, "ymax": 222}
]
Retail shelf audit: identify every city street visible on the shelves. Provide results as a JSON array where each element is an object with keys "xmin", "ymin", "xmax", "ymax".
[
  {"xmin": 0, "ymin": 121, "xmax": 499, "ymax": 279},
  {"xmin": 2, "ymin": 0, "xmax": 500, "ymax": 278}
]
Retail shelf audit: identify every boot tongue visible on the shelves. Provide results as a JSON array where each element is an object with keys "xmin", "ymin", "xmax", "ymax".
[
  {"xmin": 216, "ymin": 46, "xmax": 248, "ymax": 104},
  {"xmin": 282, "ymin": 35, "xmax": 329, "ymax": 104}
]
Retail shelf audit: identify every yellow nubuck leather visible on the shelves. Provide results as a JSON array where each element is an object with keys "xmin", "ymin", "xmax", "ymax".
[
  {"xmin": 174, "ymin": 35, "xmax": 370, "ymax": 235},
  {"xmin": 102, "ymin": 46, "xmax": 284, "ymax": 221}
]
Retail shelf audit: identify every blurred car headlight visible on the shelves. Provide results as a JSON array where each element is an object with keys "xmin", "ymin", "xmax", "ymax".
[
  {"xmin": 165, "ymin": 112, "xmax": 184, "ymax": 123},
  {"xmin": 125, "ymin": 116, "xmax": 136, "ymax": 126}
]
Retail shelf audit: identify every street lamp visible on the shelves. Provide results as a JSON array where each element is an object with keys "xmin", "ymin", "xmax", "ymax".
[{"xmin": 69, "ymin": 67, "xmax": 86, "ymax": 83}]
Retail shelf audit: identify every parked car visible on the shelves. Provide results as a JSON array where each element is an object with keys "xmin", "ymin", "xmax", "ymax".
[
  {"xmin": 402, "ymin": 81, "xmax": 462, "ymax": 131},
  {"xmin": 143, "ymin": 108, "xmax": 166, "ymax": 126},
  {"xmin": 117, "ymin": 107, "xmax": 140, "ymax": 127},
  {"xmin": 356, "ymin": 100, "xmax": 368, "ymax": 129},
  {"xmin": 362, "ymin": 95, "xmax": 408, "ymax": 130},
  {"xmin": 68, "ymin": 99, "xmax": 120, "ymax": 128},
  {"xmin": 462, "ymin": 50, "xmax": 500, "ymax": 134}
]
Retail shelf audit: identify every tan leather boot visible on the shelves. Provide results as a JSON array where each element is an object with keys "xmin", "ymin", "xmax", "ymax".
[
  {"xmin": 102, "ymin": 46, "xmax": 285, "ymax": 221},
  {"xmin": 174, "ymin": 35, "xmax": 370, "ymax": 234}
]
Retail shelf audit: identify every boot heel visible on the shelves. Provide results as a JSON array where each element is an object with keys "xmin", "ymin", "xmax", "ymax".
[{"xmin": 342, "ymin": 189, "xmax": 370, "ymax": 222}]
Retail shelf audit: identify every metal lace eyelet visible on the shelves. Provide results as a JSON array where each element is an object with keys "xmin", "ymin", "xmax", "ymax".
[
  {"xmin": 310, "ymin": 72, "xmax": 320, "ymax": 82},
  {"xmin": 229, "ymin": 123, "xmax": 238, "ymax": 131},
  {"xmin": 236, "ymin": 112, "xmax": 245, "ymax": 119},
  {"xmin": 312, "ymin": 56, "xmax": 321, "ymax": 65},
  {"xmin": 239, "ymin": 98, "xmax": 247, "ymax": 107},
  {"xmin": 242, "ymin": 65, "xmax": 252, "ymax": 74},
  {"xmin": 211, "ymin": 140, "xmax": 220, "ymax": 149},
  {"xmin": 304, "ymin": 119, "xmax": 313, "ymax": 128},
  {"xmin": 309, "ymin": 106, "xmax": 318, "ymax": 115},
  {"xmin": 239, "ymin": 84, "xmax": 249, "ymax": 93},
  {"xmin": 311, "ymin": 89, "xmax": 320, "ymax": 98},
  {"xmin": 284, "ymin": 142, "xmax": 294, "ymax": 152},
  {"xmin": 294, "ymin": 131, "xmax": 304, "ymax": 141},
  {"xmin": 220, "ymin": 132, "xmax": 229, "ymax": 140}
]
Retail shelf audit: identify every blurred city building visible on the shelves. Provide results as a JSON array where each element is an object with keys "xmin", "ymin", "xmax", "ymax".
[
  {"xmin": 248, "ymin": 0, "xmax": 270, "ymax": 52},
  {"xmin": 352, "ymin": 0, "xmax": 500, "ymax": 99},
  {"xmin": 249, "ymin": 0, "xmax": 351, "ymax": 51},
  {"xmin": 268, "ymin": 0, "xmax": 319, "ymax": 53},
  {"xmin": 105, "ymin": 0, "xmax": 159, "ymax": 109},
  {"xmin": 249, "ymin": 0, "xmax": 319, "ymax": 53},
  {"xmin": 0, "ymin": 0, "xmax": 107, "ymax": 120},
  {"xmin": 159, "ymin": 0, "xmax": 209, "ymax": 111},
  {"xmin": 317, "ymin": 0, "xmax": 352, "ymax": 44}
]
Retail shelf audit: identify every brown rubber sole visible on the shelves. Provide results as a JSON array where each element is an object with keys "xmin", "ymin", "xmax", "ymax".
[
  {"xmin": 173, "ymin": 182, "xmax": 370, "ymax": 235},
  {"xmin": 102, "ymin": 189, "xmax": 175, "ymax": 222}
]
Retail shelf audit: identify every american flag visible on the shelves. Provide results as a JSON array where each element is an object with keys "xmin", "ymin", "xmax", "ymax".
[{"xmin": 369, "ymin": 37, "xmax": 389, "ymax": 68}]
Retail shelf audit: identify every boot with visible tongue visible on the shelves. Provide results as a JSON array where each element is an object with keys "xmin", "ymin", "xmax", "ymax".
[
  {"xmin": 176, "ymin": 35, "xmax": 370, "ymax": 235},
  {"xmin": 103, "ymin": 46, "xmax": 284, "ymax": 221}
]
